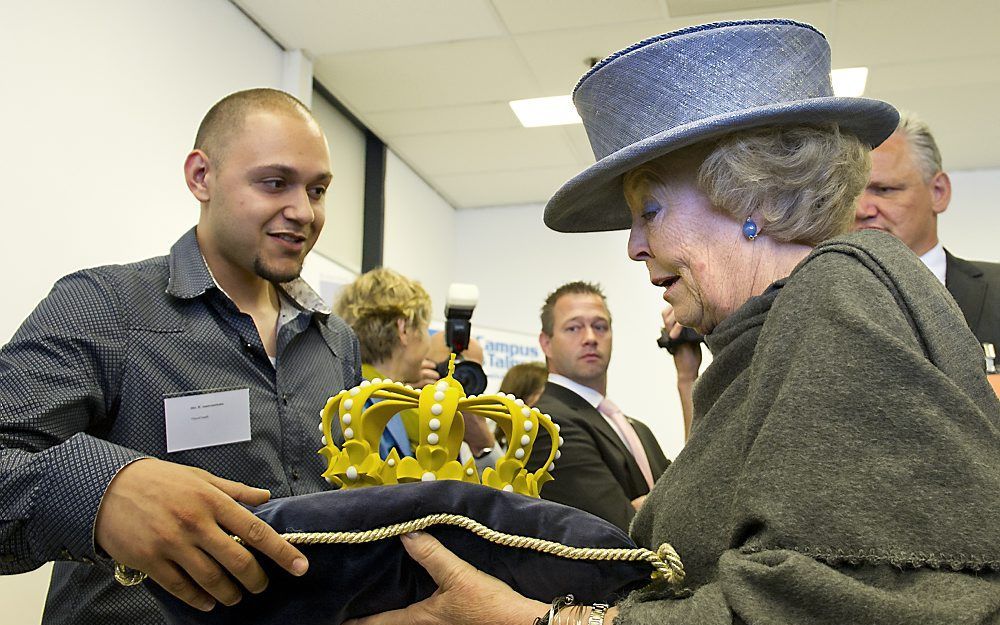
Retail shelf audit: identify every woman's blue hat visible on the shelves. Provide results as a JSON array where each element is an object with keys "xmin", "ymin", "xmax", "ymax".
[{"xmin": 544, "ymin": 19, "xmax": 899, "ymax": 233}]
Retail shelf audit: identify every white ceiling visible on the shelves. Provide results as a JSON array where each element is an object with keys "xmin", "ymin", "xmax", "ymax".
[{"xmin": 233, "ymin": 0, "xmax": 1000, "ymax": 210}]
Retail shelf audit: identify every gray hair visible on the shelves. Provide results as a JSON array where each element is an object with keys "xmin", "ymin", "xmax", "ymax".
[
  {"xmin": 895, "ymin": 111, "xmax": 943, "ymax": 181},
  {"xmin": 625, "ymin": 124, "xmax": 870, "ymax": 247}
]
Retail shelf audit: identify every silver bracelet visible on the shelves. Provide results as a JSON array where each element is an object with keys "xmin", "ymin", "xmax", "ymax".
[{"xmin": 534, "ymin": 594, "xmax": 575, "ymax": 625}]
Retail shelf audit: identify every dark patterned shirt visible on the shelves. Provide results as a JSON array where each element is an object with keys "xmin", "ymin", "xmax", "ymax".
[{"xmin": 0, "ymin": 227, "xmax": 360, "ymax": 624}]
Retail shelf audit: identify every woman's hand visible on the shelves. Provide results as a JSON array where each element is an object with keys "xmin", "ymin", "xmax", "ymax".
[{"xmin": 343, "ymin": 532, "xmax": 548, "ymax": 625}]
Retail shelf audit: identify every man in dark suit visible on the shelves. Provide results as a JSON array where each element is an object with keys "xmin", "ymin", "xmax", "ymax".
[
  {"xmin": 528, "ymin": 281, "xmax": 669, "ymax": 532},
  {"xmin": 855, "ymin": 112, "xmax": 1000, "ymax": 348}
]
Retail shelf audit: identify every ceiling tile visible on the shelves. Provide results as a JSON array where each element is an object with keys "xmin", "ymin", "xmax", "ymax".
[
  {"xmin": 492, "ymin": 0, "xmax": 666, "ymax": 34},
  {"xmin": 437, "ymin": 165, "xmax": 585, "ymax": 207},
  {"xmin": 865, "ymin": 56, "xmax": 1000, "ymax": 96},
  {"xmin": 665, "ymin": 0, "xmax": 826, "ymax": 18},
  {"xmin": 314, "ymin": 38, "xmax": 539, "ymax": 112},
  {"xmin": 235, "ymin": 0, "xmax": 506, "ymax": 54},
  {"xmin": 366, "ymin": 102, "xmax": 520, "ymax": 137},
  {"xmin": 513, "ymin": 21, "xmax": 675, "ymax": 91},
  {"xmin": 868, "ymin": 86, "xmax": 1000, "ymax": 171},
  {"xmin": 831, "ymin": 0, "xmax": 1000, "ymax": 67},
  {"xmin": 237, "ymin": 0, "xmax": 1000, "ymax": 210},
  {"xmin": 389, "ymin": 127, "xmax": 580, "ymax": 176}
]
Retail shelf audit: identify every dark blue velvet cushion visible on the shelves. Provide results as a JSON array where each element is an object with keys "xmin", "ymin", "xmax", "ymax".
[{"xmin": 149, "ymin": 481, "xmax": 653, "ymax": 624}]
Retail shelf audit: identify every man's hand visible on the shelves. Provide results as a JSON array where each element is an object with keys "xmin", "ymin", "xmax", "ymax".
[
  {"xmin": 661, "ymin": 305, "xmax": 702, "ymax": 384},
  {"xmin": 662, "ymin": 305, "xmax": 701, "ymax": 440},
  {"xmin": 630, "ymin": 495, "xmax": 648, "ymax": 512},
  {"xmin": 95, "ymin": 458, "xmax": 308, "ymax": 612}
]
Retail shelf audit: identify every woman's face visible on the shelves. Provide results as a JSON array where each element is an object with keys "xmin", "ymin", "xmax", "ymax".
[
  {"xmin": 399, "ymin": 319, "xmax": 431, "ymax": 381},
  {"xmin": 626, "ymin": 160, "xmax": 749, "ymax": 334}
]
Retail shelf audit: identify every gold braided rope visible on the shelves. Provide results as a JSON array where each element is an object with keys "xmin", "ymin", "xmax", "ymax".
[{"xmin": 114, "ymin": 513, "xmax": 684, "ymax": 588}]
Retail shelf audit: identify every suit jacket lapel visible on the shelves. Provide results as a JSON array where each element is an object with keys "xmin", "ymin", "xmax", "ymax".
[
  {"xmin": 945, "ymin": 251, "xmax": 987, "ymax": 332},
  {"xmin": 543, "ymin": 383, "xmax": 647, "ymax": 490}
]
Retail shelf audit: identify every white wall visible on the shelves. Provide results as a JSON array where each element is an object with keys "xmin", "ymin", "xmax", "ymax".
[
  {"xmin": 0, "ymin": 0, "xmax": 288, "ymax": 621},
  {"xmin": 940, "ymin": 169, "xmax": 1000, "ymax": 262},
  {"xmin": 383, "ymin": 150, "xmax": 457, "ymax": 322},
  {"xmin": 452, "ymin": 167, "xmax": 1000, "ymax": 463},
  {"xmin": 311, "ymin": 95, "xmax": 366, "ymax": 273},
  {"xmin": 451, "ymin": 204, "xmax": 690, "ymax": 460}
]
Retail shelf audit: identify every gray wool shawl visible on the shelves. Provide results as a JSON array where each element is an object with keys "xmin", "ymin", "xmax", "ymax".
[{"xmin": 621, "ymin": 230, "xmax": 1000, "ymax": 624}]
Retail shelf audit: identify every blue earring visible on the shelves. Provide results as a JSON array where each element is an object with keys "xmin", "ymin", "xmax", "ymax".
[{"xmin": 742, "ymin": 217, "xmax": 759, "ymax": 240}]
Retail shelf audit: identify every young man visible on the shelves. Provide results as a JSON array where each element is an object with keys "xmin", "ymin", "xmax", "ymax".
[
  {"xmin": 529, "ymin": 281, "xmax": 668, "ymax": 532},
  {"xmin": 0, "ymin": 89, "xmax": 361, "ymax": 624}
]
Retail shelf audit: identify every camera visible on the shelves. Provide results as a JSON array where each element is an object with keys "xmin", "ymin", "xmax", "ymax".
[
  {"xmin": 434, "ymin": 283, "xmax": 488, "ymax": 395},
  {"xmin": 657, "ymin": 325, "xmax": 704, "ymax": 355}
]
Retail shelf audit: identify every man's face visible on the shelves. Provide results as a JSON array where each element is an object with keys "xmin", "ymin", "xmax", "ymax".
[
  {"xmin": 195, "ymin": 110, "xmax": 332, "ymax": 286},
  {"xmin": 539, "ymin": 293, "xmax": 612, "ymax": 389},
  {"xmin": 854, "ymin": 131, "xmax": 950, "ymax": 256}
]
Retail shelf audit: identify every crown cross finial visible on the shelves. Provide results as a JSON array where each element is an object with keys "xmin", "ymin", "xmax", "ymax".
[{"xmin": 318, "ymin": 369, "xmax": 561, "ymax": 497}]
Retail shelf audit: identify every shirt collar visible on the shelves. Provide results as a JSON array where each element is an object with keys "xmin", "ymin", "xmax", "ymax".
[
  {"xmin": 165, "ymin": 226, "xmax": 331, "ymax": 315},
  {"xmin": 547, "ymin": 373, "xmax": 604, "ymax": 408},
  {"xmin": 918, "ymin": 242, "xmax": 947, "ymax": 286}
]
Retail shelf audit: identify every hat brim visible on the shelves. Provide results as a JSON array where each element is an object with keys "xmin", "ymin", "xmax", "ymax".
[{"xmin": 544, "ymin": 96, "xmax": 899, "ymax": 233}]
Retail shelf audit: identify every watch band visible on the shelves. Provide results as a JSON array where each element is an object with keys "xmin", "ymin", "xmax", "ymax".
[{"xmin": 588, "ymin": 603, "xmax": 610, "ymax": 625}]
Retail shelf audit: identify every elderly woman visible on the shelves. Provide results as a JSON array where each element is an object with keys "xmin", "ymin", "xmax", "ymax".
[
  {"xmin": 347, "ymin": 20, "xmax": 1000, "ymax": 625},
  {"xmin": 335, "ymin": 267, "xmax": 435, "ymax": 457}
]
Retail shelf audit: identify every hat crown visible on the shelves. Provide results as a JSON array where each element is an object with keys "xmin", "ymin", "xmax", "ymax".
[
  {"xmin": 319, "ymin": 355, "xmax": 562, "ymax": 497},
  {"xmin": 576, "ymin": 19, "xmax": 833, "ymax": 162}
]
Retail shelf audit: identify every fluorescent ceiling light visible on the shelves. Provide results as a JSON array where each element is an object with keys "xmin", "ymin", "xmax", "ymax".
[
  {"xmin": 510, "ymin": 95, "xmax": 582, "ymax": 128},
  {"xmin": 831, "ymin": 67, "xmax": 869, "ymax": 97}
]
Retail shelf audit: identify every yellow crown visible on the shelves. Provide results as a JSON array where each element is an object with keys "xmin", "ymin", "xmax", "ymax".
[{"xmin": 318, "ymin": 355, "xmax": 562, "ymax": 497}]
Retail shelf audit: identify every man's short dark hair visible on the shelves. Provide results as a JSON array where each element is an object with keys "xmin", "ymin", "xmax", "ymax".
[
  {"xmin": 539, "ymin": 281, "xmax": 610, "ymax": 336},
  {"xmin": 193, "ymin": 88, "xmax": 315, "ymax": 165}
]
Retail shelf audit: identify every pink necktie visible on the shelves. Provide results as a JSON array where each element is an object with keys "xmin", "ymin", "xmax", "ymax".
[{"xmin": 598, "ymin": 397, "xmax": 656, "ymax": 490}]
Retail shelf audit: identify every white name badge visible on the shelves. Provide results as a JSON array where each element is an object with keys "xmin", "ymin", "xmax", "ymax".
[{"xmin": 164, "ymin": 388, "xmax": 251, "ymax": 453}]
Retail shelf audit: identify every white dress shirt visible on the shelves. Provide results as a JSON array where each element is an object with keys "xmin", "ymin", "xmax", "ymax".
[
  {"xmin": 547, "ymin": 373, "xmax": 632, "ymax": 449},
  {"xmin": 919, "ymin": 242, "xmax": 947, "ymax": 286}
]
